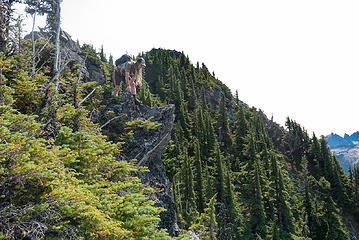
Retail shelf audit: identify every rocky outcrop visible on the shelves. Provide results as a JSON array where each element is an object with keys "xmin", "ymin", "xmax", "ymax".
[
  {"xmin": 99, "ymin": 91, "xmax": 180, "ymax": 236},
  {"xmin": 25, "ymin": 30, "xmax": 105, "ymax": 84}
]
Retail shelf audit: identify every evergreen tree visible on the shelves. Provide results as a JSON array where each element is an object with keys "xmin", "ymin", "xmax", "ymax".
[
  {"xmin": 182, "ymin": 148, "xmax": 197, "ymax": 227},
  {"xmin": 271, "ymin": 154, "xmax": 296, "ymax": 238},
  {"xmin": 214, "ymin": 142, "xmax": 226, "ymax": 204},
  {"xmin": 194, "ymin": 139, "xmax": 206, "ymax": 212},
  {"xmin": 205, "ymin": 111, "xmax": 217, "ymax": 158},
  {"xmin": 235, "ymin": 89, "xmax": 239, "ymax": 105},
  {"xmin": 324, "ymin": 197, "xmax": 350, "ymax": 240},
  {"xmin": 99, "ymin": 44, "xmax": 106, "ymax": 62},
  {"xmin": 319, "ymin": 136, "xmax": 331, "ymax": 178},
  {"xmin": 233, "ymin": 105, "xmax": 249, "ymax": 170},
  {"xmin": 241, "ymin": 132, "xmax": 267, "ymax": 238},
  {"xmin": 217, "ymin": 92, "xmax": 232, "ymax": 154},
  {"xmin": 108, "ymin": 54, "xmax": 114, "ymax": 65},
  {"xmin": 309, "ymin": 133, "xmax": 321, "ymax": 177}
]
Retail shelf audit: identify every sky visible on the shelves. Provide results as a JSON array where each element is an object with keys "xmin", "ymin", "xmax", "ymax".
[{"xmin": 16, "ymin": 0, "xmax": 359, "ymax": 137}]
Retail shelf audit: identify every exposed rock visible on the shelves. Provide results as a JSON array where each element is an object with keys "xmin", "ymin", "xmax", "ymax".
[
  {"xmin": 99, "ymin": 91, "xmax": 180, "ymax": 236},
  {"xmin": 331, "ymin": 145, "xmax": 359, "ymax": 173},
  {"xmin": 24, "ymin": 30, "xmax": 105, "ymax": 84},
  {"xmin": 342, "ymin": 213, "xmax": 359, "ymax": 240},
  {"xmin": 185, "ymin": 230, "xmax": 200, "ymax": 240},
  {"xmin": 59, "ymin": 30, "xmax": 106, "ymax": 84},
  {"xmin": 202, "ymin": 84, "xmax": 235, "ymax": 121}
]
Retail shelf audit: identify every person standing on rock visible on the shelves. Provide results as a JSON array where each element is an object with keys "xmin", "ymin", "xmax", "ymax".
[{"xmin": 112, "ymin": 57, "xmax": 146, "ymax": 103}]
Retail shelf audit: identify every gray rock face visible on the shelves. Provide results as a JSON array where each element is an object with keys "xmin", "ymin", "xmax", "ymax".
[
  {"xmin": 59, "ymin": 31, "xmax": 105, "ymax": 84},
  {"xmin": 100, "ymin": 91, "xmax": 180, "ymax": 236},
  {"xmin": 331, "ymin": 145, "xmax": 359, "ymax": 173},
  {"xmin": 203, "ymin": 85, "xmax": 235, "ymax": 120},
  {"xmin": 25, "ymin": 30, "xmax": 105, "ymax": 84}
]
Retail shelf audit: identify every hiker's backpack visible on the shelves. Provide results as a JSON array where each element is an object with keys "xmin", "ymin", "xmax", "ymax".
[
  {"xmin": 113, "ymin": 54, "xmax": 132, "ymax": 87},
  {"xmin": 115, "ymin": 54, "xmax": 132, "ymax": 67}
]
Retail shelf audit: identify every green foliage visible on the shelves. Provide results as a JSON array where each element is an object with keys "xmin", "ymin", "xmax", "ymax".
[
  {"xmin": 0, "ymin": 39, "xmax": 173, "ymax": 239},
  {"xmin": 125, "ymin": 116, "xmax": 162, "ymax": 131},
  {"xmin": 189, "ymin": 194, "xmax": 218, "ymax": 240}
]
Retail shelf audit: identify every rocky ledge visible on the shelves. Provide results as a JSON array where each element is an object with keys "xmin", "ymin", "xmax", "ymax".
[{"xmin": 99, "ymin": 91, "xmax": 180, "ymax": 236}]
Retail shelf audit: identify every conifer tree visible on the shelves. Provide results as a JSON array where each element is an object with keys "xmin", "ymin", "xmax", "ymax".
[
  {"xmin": 309, "ymin": 133, "xmax": 321, "ymax": 177},
  {"xmin": 217, "ymin": 92, "xmax": 232, "ymax": 154},
  {"xmin": 353, "ymin": 164, "xmax": 359, "ymax": 207},
  {"xmin": 271, "ymin": 154, "xmax": 296, "ymax": 237},
  {"xmin": 188, "ymin": 77, "xmax": 197, "ymax": 111},
  {"xmin": 308, "ymin": 176, "xmax": 350, "ymax": 240},
  {"xmin": 194, "ymin": 138, "xmax": 206, "ymax": 212},
  {"xmin": 178, "ymin": 101, "xmax": 191, "ymax": 139},
  {"xmin": 305, "ymin": 182, "xmax": 315, "ymax": 237},
  {"xmin": 330, "ymin": 155, "xmax": 350, "ymax": 205},
  {"xmin": 182, "ymin": 148, "xmax": 197, "ymax": 227},
  {"xmin": 99, "ymin": 45, "xmax": 106, "ymax": 62},
  {"xmin": 108, "ymin": 54, "xmax": 114, "ymax": 66},
  {"xmin": 241, "ymin": 132, "xmax": 267, "ymax": 238},
  {"xmin": 200, "ymin": 85, "xmax": 208, "ymax": 111},
  {"xmin": 203, "ymin": 194, "xmax": 218, "ymax": 240},
  {"xmin": 319, "ymin": 136, "xmax": 331, "ymax": 178},
  {"xmin": 205, "ymin": 112, "xmax": 217, "ymax": 159},
  {"xmin": 195, "ymin": 107, "xmax": 206, "ymax": 144},
  {"xmin": 234, "ymin": 105, "xmax": 248, "ymax": 151},
  {"xmin": 224, "ymin": 163, "xmax": 239, "ymax": 239},
  {"xmin": 250, "ymin": 158, "xmax": 267, "ymax": 238},
  {"xmin": 324, "ymin": 196, "xmax": 350, "ymax": 240},
  {"xmin": 235, "ymin": 90, "xmax": 239, "ymax": 105},
  {"xmin": 214, "ymin": 142, "xmax": 226, "ymax": 204}
]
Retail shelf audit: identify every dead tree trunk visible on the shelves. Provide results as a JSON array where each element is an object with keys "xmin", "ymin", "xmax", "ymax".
[
  {"xmin": 53, "ymin": 0, "xmax": 61, "ymax": 90},
  {"xmin": 31, "ymin": 13, "xmax": 36, "ymax": 75},
  {"xmin": 0, "ymin": 1, "xmax": 10, "ymax": 54}
]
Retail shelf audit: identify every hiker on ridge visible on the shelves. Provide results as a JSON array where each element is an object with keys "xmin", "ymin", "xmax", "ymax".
[{"xmin": 112, "ymin": 56, "xmax": 146, "ymax": 102}]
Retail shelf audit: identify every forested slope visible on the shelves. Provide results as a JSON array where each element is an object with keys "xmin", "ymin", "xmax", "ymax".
[{"xmin": 139, "ymin": 48, "xmax": 359, "ymax": 240}]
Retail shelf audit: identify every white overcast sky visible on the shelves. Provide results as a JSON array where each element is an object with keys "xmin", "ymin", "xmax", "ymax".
[{"xmin": 16, "ymin": 0, "xmax": 359, "ymax": 137}]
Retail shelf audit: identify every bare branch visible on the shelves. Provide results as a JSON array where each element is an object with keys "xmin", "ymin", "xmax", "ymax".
[
  {"xmin": 100, "ymin": 116, "xmax": 123, "ymax": 129},
  {"xmin": 78, "ymin": 88, "xmax": 96, "ymax": 106},
  {"xmin": 31, "ymin": 13, "xmax": 36, "ymax": 75},
  {"xmin": 136, "ymin": 132, "xmax": 171, "ymax": 166},
  {"xmin": 50, "ymin": 58, "xmax": 71, "ymax": 88},
  {"xmin": 35, "ymin": 35, "xmax": 52, "ymax": 56},
  {"xmin": 77, "ymin": 55, "xmax": 87, "ymax": 84}
]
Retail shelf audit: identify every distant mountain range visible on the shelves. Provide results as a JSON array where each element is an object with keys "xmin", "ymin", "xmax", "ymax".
[
  {"xmin": 326, "ymin": 131, "xmax": 359, "ymax": 148},
  {"xmin": 326, "ymin": 132, "xmax": 359, "ymax": 173}
]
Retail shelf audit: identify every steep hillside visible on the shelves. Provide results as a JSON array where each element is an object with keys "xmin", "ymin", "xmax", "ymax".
[{"xmin": 140, "ymin": 48, "xmax": 358, "ymax": 240}]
